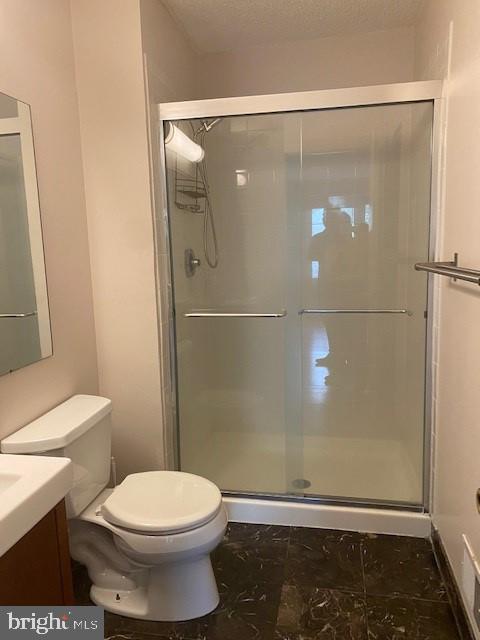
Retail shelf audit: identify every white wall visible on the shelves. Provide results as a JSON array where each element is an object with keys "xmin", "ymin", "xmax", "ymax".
[
  {"xmin": 0, "ymin": 0, "xmax": 98, "ymax": 439},
  {"xmin": 195, "ymin": 27, "xmax": 415, "ymax": 99},
  {"xmin": 70, "ymin": 0, "xmax": 196, "ymax": 478},
  {"xmin": 415, "ymin": 1, "xmax": 480, "ymax": 635},
  {"xmin": 141, "ymin": 0, "xmax": 196, "ymax": 104},
  {"xmin": 70, "ymin": 0, "xmax": 163, "ymax": 479}
]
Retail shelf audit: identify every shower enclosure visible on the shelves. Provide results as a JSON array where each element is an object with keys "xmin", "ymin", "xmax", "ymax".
[{"xmin": 159, "ymin": 82, "xmax": 440, "ymax": 518}]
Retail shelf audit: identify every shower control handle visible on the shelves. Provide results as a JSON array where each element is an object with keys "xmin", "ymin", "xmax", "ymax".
[{"xmin": 185, "ymin": 248, "xmax": 201, "ymax": 278}]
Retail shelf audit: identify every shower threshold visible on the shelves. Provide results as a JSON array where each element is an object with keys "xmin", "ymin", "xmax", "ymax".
[{"xmin": 222, "ymin": 492, "xmax": 431, "ymax": 538}]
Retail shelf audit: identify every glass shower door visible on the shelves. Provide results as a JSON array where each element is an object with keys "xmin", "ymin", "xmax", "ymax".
[
  {"xmin": 165, "ymin": 112, "xmax": 304, "ymax": 495},
  {"xmin": 165, "ymin": 99, "xmax": 433, "ymax": 505},
  {"xmin": 295, "ymin": 102, "xmax": 432, "ymax": 505}
]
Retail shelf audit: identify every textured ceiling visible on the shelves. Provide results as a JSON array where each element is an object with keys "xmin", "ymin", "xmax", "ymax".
[{"xmin": 163, "ymin": 0, "xmax": 425, "ymax": 53}]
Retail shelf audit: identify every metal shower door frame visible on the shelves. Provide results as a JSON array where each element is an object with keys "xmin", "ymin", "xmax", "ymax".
[{"xmin": 156, "ymin": 80, "xmax": 443, "ymax": 512}]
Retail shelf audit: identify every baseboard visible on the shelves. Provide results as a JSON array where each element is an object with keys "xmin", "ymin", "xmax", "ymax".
[{"xmin": 431, "ymin": 526, "xmax": 476, "ymax": 640}]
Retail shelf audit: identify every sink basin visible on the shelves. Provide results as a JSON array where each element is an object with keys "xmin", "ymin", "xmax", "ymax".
[{"xmin": 0, "ymin": 454, "xmax": 72, "ymax": 557}]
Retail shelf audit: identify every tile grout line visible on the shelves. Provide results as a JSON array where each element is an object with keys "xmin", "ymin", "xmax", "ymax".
[
  {"xmin": 365, "ymin": 592, "xmax": 451, "ymax": 604},
  {"xmin": 271, "ymin": 525, "xmax": 293, "ymax": 636},
  {"xmin": 359, "ymin": 538, "xmax": 372, "ymax": 638},
  {"xmin": 359, "ymin": 538, "xmax": 367, "ymax": 598}
]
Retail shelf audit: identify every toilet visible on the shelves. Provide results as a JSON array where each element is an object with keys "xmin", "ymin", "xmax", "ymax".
[{"xmin": 0, "ymin": 395, "xmax": 228, "ymax": 621}]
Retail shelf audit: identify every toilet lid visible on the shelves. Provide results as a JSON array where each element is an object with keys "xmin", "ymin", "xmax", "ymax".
[{"xmin": 101, "ymin": 471, "xmax": 222, "ymax": 534}]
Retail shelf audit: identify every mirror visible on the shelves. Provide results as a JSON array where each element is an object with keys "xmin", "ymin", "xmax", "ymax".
[{"xmin": 0, "ymin": 91, "xmax": 52, "ymax": 374}]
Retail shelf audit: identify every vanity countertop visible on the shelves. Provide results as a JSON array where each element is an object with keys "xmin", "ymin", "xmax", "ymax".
[{"xmin": 0, "ymin": 454, "xmax": 72, "ymax": 557}]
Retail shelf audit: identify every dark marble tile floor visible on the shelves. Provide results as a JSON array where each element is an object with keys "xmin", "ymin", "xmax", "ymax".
[{"xmin": 72, "ymin": 524, "xmax": 461, "ymax": 640}]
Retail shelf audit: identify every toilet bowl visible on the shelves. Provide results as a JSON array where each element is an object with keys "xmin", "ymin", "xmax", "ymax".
[
  {"xmin": 71, "ymin": 473, "xmax": 227, "ymax": 621},
  {"xmin": 1, "ymin": 395, "xmax": 227, "ymax": 621}
]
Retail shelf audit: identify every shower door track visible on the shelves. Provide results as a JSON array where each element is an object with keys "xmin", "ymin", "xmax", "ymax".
[{"xmin": 157, "ymin": 80, "xmax": 443, "ymax": 525}]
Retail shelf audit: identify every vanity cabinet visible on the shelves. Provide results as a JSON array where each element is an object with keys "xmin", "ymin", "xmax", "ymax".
[{"xmin": 0, "ymin": 501, "xmax": 74, "ymax": 605}]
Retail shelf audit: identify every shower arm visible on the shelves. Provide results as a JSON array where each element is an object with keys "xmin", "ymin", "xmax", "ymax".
[{"xmin": 194, "ymin": 118, "xmax": 222, "ymax": 138}]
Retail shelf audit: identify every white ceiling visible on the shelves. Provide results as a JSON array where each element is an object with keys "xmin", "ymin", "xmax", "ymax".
[{"xmin": 163, "ymin": 0, "xmax": 425, "ymax": 53}]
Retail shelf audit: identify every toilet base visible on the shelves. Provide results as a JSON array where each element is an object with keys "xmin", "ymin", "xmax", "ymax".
[{"xmin": 90, "ymin": 555, "xmax": 220, "ymax": 621}]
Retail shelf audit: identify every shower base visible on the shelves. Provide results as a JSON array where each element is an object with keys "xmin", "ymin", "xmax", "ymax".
[
  {"xmin": 182, "ymin": 430, "xmax": 430, "ymax": 537},
  {"xmin": 183, "ymin": 431, "xmax": 421, "ymax": 500}
]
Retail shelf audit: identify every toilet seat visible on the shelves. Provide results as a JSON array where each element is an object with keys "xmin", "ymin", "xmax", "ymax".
[
  {"xmin": 101, "ymin": 471, "xmax": 222, "ymax": 535},
  {"xmin": 78, "ymin": 487, "xmax": 228, "ymax": 562}
]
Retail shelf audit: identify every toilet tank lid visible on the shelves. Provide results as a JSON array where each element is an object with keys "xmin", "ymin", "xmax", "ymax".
[{"xmin": 1, "ymin": 395, "xmax": 112, "ymax": 454}]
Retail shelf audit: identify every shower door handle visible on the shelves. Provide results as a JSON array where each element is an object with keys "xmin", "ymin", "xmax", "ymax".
[
  {"xmin": 299, "ymin": 309, "xmax": 412, "ymax": 315},
  {"xmin": 0, "ymin": 311, "xmax": 37, "ymax": 318},
  {"xmin": 184, "ymin": 310, "xmax": 287, "ymax": 318}
]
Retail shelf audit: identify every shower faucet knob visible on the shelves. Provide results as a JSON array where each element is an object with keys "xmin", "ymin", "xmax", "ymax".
[{"xmin": 185, "ymin": 248, "xmax": 201, "ymax": 277}]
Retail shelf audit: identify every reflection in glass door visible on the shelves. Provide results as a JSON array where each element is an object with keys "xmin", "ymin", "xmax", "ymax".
[{"xmin": 164, "ymin": 100, "xmax": 433, "ymax": 506}]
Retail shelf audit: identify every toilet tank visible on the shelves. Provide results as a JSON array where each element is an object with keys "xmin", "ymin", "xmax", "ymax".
[{"xmin": 1, "ymin": 395, "xmax": 112, "ymax": 518}]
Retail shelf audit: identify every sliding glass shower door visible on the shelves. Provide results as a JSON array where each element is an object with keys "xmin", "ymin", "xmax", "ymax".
[{"xmin": 164, "ymin": 99, "xmax": 433, "ymax": 506}]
